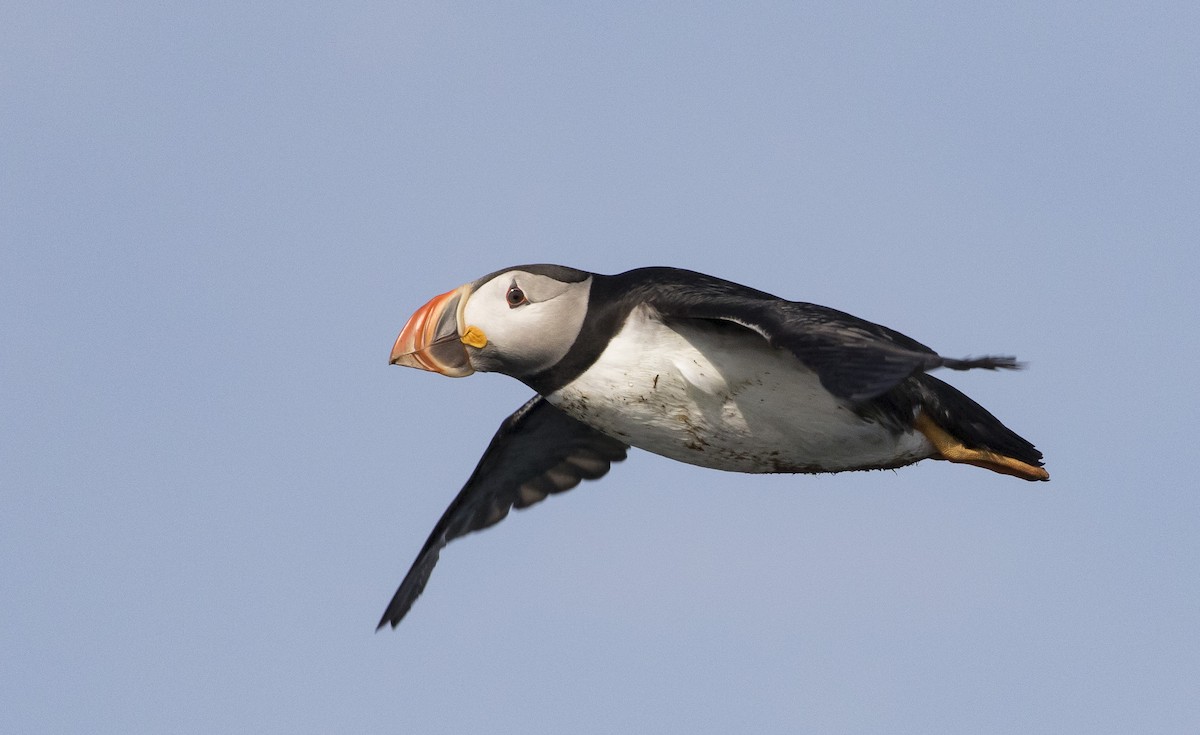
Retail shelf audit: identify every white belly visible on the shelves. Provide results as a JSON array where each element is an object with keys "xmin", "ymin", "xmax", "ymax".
[{"xmin": 546, "ymin": 311, "xmax": 933, "ymax": 473}]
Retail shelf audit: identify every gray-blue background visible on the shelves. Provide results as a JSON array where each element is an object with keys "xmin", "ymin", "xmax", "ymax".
[{"xmin": 4, "ymin": 3, "xmax": 1197, "ymax": 732}]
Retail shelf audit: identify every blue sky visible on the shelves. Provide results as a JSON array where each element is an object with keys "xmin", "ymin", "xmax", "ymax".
[{"xmin": 3, "ymin": 3, "xmax": 1198, "ymax": 733}]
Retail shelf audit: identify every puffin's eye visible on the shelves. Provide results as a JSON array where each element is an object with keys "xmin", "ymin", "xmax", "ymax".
[{"xmin": 505, "ymin": 285, "xmax": 528, "ymax": 308}]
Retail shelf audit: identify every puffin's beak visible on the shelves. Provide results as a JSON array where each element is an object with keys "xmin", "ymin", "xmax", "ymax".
[{"xmin": 390, "ymin": 285, "xmax": 476, "ymax": 377}]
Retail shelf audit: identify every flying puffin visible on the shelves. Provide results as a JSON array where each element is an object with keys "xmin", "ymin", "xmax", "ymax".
[{"xmin": 378, "ymin": 265, "xmax": 1048, "ymax": 629}]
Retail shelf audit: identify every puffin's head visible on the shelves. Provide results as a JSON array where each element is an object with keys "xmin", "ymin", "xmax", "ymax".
[{"xmin": 390, "ymin": 265, "xmax": 593, "ymax": 379}]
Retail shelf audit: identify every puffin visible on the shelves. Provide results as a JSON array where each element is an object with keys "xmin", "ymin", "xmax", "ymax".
[{"xmin": 378, "ymin": 265, "xmax": 1048, "ymax": 629}]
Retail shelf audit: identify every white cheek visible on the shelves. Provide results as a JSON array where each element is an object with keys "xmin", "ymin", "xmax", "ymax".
[
  {"xmin": 480, "ymin": 305, "xmax": 573, "ymax": 373},
  {"xmin": 461, "ymin": 281, "xmax": 590, "ymax": 376}
]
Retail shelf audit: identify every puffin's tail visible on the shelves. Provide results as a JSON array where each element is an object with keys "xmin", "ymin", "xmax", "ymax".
[{"xmin": 912, "ymin": 374, "xmax": 1049, "ymax": 482}]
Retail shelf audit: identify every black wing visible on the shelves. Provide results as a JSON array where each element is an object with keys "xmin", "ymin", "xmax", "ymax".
[
  {"xmin": 619, "ymin": 267, "xmax": 1019, "ymax": 403},
  {"xmin": 377, "ymin": 395, "xmax": 628, "ymax": 629}
]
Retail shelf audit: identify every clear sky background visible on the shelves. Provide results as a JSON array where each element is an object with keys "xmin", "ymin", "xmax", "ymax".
[{"xmin": 4, "ymin": 3, "xmax": 1198, "ymax": 733}]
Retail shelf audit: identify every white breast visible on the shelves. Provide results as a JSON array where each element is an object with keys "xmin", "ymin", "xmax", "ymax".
[{"xmin": 545, "ymin": 307, "xmax": 933, "ymax": 474}]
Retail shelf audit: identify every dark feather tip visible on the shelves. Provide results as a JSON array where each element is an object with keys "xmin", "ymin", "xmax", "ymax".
[{"xmin": 943, "ymin": 355, "xmax": 1024, "ymax": 371}]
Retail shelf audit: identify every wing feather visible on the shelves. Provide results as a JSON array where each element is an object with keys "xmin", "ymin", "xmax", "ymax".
[
  {"xmin": 377, "ymin": 395, "xmax": 628, "ymax": 629},
  {"xmin": 624, "ymin": 268, "xmax": 1019, "ymax": 403}
]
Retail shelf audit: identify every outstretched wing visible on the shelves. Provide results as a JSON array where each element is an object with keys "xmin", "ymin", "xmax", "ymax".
[
  {"xmin": 625, "ymin": 268, "xmax": 1019, "ymax": 403},
  {"xmin": 378, "ymin": 395, "xmax": 629, "ymax": 629}
]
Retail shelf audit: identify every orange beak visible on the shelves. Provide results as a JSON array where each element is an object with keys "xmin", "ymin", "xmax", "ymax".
[{"xmin": 390, "ymin": 285, "xmax": 476, "ymax": 377}]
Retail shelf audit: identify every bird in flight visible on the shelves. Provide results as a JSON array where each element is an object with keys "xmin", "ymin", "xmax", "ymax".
[{"xmin": 378, "ymin": 265, "xmax": 1048, "ymax": 629}]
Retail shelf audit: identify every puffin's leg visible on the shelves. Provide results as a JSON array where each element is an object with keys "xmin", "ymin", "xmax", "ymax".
[{"xmin": 914, "ymin": 413, "xmax": 1050, "ymax": 482}]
